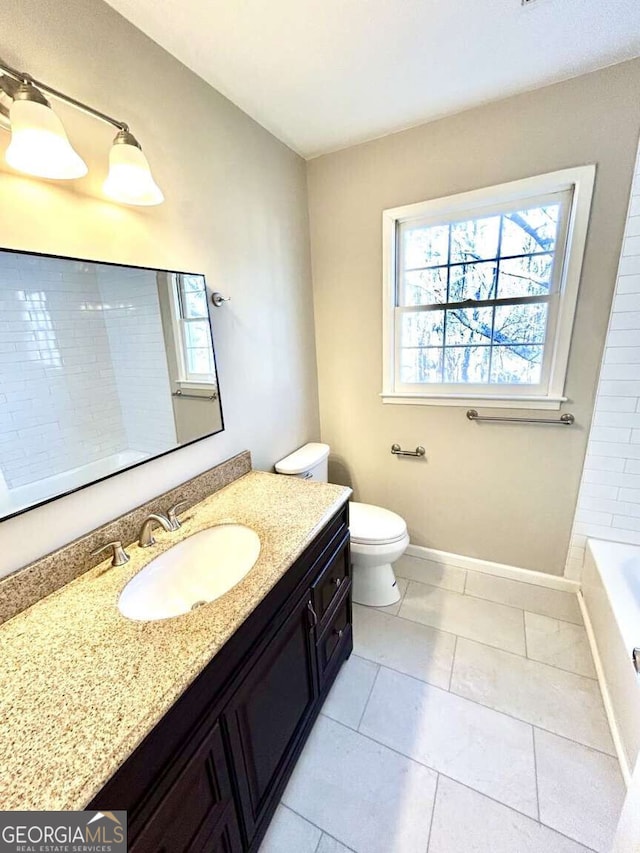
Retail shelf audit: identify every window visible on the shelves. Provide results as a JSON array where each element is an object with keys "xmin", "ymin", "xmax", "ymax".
[
  {"xmin": 382, "ymin": 167, "xmax": 595, "ymax": 408},
  {"xmin": 173, "ymin": 274, "xmax": 217, "ymax": 385}
]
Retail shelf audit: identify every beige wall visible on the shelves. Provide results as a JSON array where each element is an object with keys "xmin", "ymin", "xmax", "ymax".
[
  {"xmin": 307, "ymin": 60, "xmax": 640, "ymax": 575},
  {"xmin": 0, "ymin": 0, "xmax": 319, "ymax": 576}
]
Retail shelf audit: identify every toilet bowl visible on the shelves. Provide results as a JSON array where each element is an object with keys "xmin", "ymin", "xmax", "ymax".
[
  {"xmin": 274, "ymin": 443, "xmax": 409, "ymax": 607},
  {"xmin": 348, "ymin": 502, "xmax": 409, "ymax": 606}
]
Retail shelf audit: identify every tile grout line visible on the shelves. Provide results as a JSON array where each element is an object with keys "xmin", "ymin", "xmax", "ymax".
[
  {"xmin": 446, "ymin": 678, "xmax": 616, "ymax": 760},
  {"xmin": 416, "ymin": 616, "xmax": 598, "ymax": 681},
  {"xmin": 320, "ymin": 830, "xmax": 358, "ymax": 853},
  {"xmin": 447, "ymin": 635, "xmax": 458, "ymax": 692},
  {"xmin": 523, "ymin": 609, "xmax": 529, "ymax": 659},
  {"xmin": 531, "ymin": 725, "xmax": 541, "ymax": 822},
  {"xmin": 432, "ymin": 773, "xmax": 599, "ymax": 853},
  {"xmin": 462, "ymin": 569, "xmax": 468, "ymax": 594},
  {"xmin": 320, "ymin": 709, "xmax": 359, "ymax": 734},
  {"xmin": 354, "ymin": 605, "xmax": 597, "ymax": 683},
  {"xmin": 283, "ymin": 804, "xmax": 357, "ymax": 852},
  {"xmin": 525, "ymin": 651, "xmax": 599, "ymax": 681},
  {"xmin": 399, "ymin": 577, "xmax": 410, "ymax": 609},
  {"xmin": 377, "ymin": 577, "xmax": 410, "ymax": 617},
  {"xmin": 357, "ymin": 657, "xmax": 616, "ymax": 761},
  {"xmin": 463, "ymin": 589, "xmax": 583, "ymax": 627},
  {"xmin": 396, "ymin": 572, "xmax": 584, "ymax": 627},
  {"xmin": 369, "ymin": 595, "xmax": 525, "ymax": 651},
  {"xmin": 347, "ymin": 649, "xmax": 455, "ymax": 696},
  {"xmin": 314, "ymin": 715, "xmax": 598, "ymax": 853},
  {"xmin": 435, "ymin": 624, "xmax": 612, "ymax": 745},
  {"xmin": 424, "ymin": 772, "xmax": 440, "ymax": 853},
  {"xmin": 355, "ymin": 662, "xmax": 381, "ymax": 731},
  {"xmin": 531, "ymin": 723, "xmax": 624, "ymax": 763},
  {"xmin": 377, "ymin": 603, "xmax": 583, "ymax": 671}
]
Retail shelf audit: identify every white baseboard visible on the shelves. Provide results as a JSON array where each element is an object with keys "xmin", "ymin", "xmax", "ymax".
[
  {"xmin": 577, "ymin": 591, "xmax": 631, "ymax": 787},
  {"xmin": 405, "ymin": 543, "xmax": 581, "ymax": 593}
]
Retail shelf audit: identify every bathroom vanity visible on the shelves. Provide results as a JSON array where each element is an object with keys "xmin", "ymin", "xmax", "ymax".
[
  {"xmin": 0, "ymin": 469, "xmax": 352, "ymax": 853},
  {"xmin": 92, "ymin": 501, "xmax": 351, "ymax": 851}
]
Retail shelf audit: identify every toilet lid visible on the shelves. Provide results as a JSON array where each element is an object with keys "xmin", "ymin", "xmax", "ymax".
[{"xmin": 349, "ymin": 502, "xmax": 407, "ymax": 545}]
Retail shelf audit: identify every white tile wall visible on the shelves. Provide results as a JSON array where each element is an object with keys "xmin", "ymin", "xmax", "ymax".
[
  {"xmin": 96, "ymin": 266, "xmax": 176, "ymax": 456},
  {"xmin": 567, "ymin": 138, "xmax": 640, "ymax": 578},
  {"xmin": 0, "ymin": 254, "xmax": 128, "ymax": 490},
  {"xmin": 0, "ymin": 255, "xmax": 177, "ymax": 499}
]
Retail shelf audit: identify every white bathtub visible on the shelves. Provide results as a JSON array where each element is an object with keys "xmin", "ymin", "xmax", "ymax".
[
  {"xmin": 0, "ymin": 450, "xmax": 149, "ymax": 517},
  {"xmin": 583, "ymin": 539, "xmax": 640, "ymax": 780}
]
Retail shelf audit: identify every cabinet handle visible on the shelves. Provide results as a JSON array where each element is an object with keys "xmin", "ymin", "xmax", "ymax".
[
  {"xmin": 307, "ymin": 601, "xmax": 318, "ymax": 627},
  {"xmin": 333, "ymin": 577, "xmax": 342, "ymax": 588},
  {"xmin": 333, "ymin": 628, "xmax": 344, "ymax": 639}
]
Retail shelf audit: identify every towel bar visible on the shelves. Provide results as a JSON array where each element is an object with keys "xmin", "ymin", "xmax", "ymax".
[
  {"xmin": 391, "ymin": 444, "xmax": 426, "ymax": 457},
  {"xmin": 466, "ymin": 409, "xmax": 575, "ymax": 426}
]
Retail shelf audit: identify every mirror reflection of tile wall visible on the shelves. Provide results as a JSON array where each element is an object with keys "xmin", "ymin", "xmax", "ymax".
[{"xmin": 0, "ymin": 250, "xmax": 223, "ymax": 520}]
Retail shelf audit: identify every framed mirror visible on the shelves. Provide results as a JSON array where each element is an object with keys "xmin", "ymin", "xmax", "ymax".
[{"xmin": 0, "ymin": 247, "xmax": 224, "ymax": 521}]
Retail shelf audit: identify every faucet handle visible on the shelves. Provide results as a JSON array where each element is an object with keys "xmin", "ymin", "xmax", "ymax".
[
  {"xmin": 167, "ymin": 499, "xmax": 188, "ymax": 530},
  {"xmin": 91, "ymin": 541, "xmax": 130, "ymax": 567}
]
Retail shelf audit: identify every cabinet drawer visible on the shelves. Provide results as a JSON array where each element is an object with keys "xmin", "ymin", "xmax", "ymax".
[
  {"xmin": 316, "ymin": 583, "xmax": 352, "ymax": 688},
  {"xmin": 311, "ymin": 532, "xmax": 350, "ymax": 628},
  {"xmin": 129, "ymin": 721, "xmax": 241, "ymax": 853}
]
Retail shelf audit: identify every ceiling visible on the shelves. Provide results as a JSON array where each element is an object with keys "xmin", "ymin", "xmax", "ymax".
[{"xmin": 105, "ymin": 0, "xmax": 640, "ymax": 158}]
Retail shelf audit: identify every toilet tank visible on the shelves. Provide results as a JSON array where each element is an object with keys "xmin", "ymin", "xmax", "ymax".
[{"xmin": 275, "ymin": 443, "xmax": 330, "ymax": 482}]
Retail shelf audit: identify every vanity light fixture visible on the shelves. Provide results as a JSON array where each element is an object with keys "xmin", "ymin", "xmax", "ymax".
[
  {"xmin": 6, "ymin": 82, "xmax": 88, "ymax": 179},
  {"xmin": 0, "ymin": 58, "xmax": 164, "ymax": 206},
  {"xmin": 103, "ymin": 129, "xmax": 163, "ymax": 206}
]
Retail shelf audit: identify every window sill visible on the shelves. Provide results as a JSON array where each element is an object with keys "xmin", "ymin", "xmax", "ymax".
[
  {"xmin": 380, "ymin": 392, "xmax": 567, "ymax": 410},
  {"xmin": 176, "ymin": 380, "xmax": 217, "ymax": 391}
]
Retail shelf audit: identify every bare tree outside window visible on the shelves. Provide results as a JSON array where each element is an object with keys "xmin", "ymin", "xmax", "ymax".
[
  {"xmin": 383, "ymin": 168, "xmax": 595, "ymax": 406},
  {"xmin": 397, "ymin": 202, "xmax": 565, "ymax": 386}
]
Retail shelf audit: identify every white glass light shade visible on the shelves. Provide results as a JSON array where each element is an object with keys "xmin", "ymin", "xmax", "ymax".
[
  {"xmin": 6, "ymin": 98, "xmax": 88, "ymax": 179},
  {"xmin": 103, "ymin": 137, "xmax": 164, "ymax": 206}
]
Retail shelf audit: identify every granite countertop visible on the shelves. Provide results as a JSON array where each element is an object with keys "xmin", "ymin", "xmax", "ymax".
[{"xmin": 0, "ymin": 471, "xmax": 350, "ymax": 811}]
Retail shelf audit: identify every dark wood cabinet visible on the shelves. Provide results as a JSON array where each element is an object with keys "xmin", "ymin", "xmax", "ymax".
[
  {"xmin": 317, "ymin": 585, "xmax": 352, "ymax": 690},
  {"xmin": 129, "ymin": 722, "xmax": 242, "ymax": 853},
  {"xmin": 90, "ymin": 504, "xmax": 351, "ymax": 853},
  {"xmin": 224, "ymin": 590, "xmax": 318, "ymax": 840},
  {"xmin": 312, "ymin": 534, "xmax": 350, "ymax": 626}
]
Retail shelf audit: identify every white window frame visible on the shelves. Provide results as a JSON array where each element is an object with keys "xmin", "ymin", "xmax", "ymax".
[
  {"xmin": 381, "ymin": 166, "xmax": 595, "ymax": 409},
  {"xmin": 168, "ymin": 273, "xmax": 217, "ymax": 391}
]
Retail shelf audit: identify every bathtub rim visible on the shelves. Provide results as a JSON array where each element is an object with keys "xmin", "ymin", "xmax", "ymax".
[{"xmin": 581, "ymin": 536, "xmax": 640, "ymax": 786}]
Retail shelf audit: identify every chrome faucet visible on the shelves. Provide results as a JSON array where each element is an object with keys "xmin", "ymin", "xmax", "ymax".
[{"xmin": 138, "ymin": 513, "xmax": 173, "ymax": 547}]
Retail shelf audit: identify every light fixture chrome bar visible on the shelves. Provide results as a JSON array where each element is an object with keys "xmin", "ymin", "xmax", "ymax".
[
  {"xmin": 0, "ymin": 57, "xmax": 128, "ymax": 131},
  {"xmin": 466, "ymin": 409, "xmax": 575, "ymax": 426}
]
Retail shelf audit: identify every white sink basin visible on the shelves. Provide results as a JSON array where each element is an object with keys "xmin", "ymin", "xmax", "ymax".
[{"xmin": 118, "ymin": 524, "xmax": 261, "ymax": 622}]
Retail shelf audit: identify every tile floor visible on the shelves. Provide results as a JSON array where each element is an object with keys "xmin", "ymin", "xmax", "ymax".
[{"xmin": 259, "ymin": 554, "xmax": 627, "ymax": 853}]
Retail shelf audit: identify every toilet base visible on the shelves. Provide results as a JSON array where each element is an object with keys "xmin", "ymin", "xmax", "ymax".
[{"xmin": 352, "ymin": 561, "xmax": 401, "ymax": 607}]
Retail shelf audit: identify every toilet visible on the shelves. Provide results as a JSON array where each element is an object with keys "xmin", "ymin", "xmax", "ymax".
[{"xmin": 275, "ymin": 443, "xmax": 409, "ymax": 607}]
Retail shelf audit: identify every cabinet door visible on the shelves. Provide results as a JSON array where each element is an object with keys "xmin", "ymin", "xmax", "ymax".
[
  {"xmin": 129, "ymin": 721, "xmax": 242, "ymax": 853},
  {"xmin": 223, "ymin": 591, "xmax": 318, "ymax": 842},
  {"xmin": 204, "ymin": 803, "xmax": 244, "ymax": 853}
]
